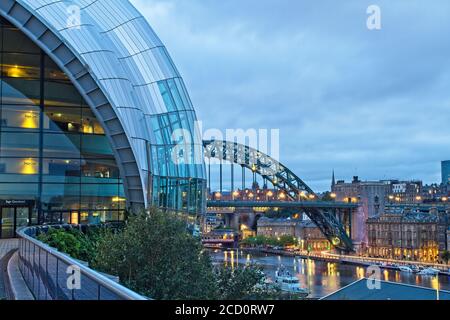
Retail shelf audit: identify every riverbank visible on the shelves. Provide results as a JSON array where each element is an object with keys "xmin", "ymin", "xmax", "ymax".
[
  {"xmin": 233, "ymin": 246, "xmax": 450, "ymax": 276},
  {"xmin": 209, "ymin": 247, "xmax": 450, "ymax": 299}
]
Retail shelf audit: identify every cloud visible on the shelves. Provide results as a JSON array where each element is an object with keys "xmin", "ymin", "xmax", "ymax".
[{"xmin": 131, "ymin": 0, "xmax": 450, "ymax": 191}]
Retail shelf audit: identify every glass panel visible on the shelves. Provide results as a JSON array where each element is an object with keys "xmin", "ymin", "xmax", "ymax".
[
  {"xmin": 3, "ymin": 27, "xmax": 40, "ymax": 54},
  {"xmin": 0, "ymin": 158, "xmax": 40, "ymax": 182},
  {"xmin": 1, "ymin": 207, "xmax": 14, "ymax": 238},
  {"xmin": 1, "ymin": 105, "xmax": 40, "ymax": 130},
  {"xmin": 82, "ymin": 108, "xmax": 104, "ymax": 135},
  {"xmin": 16, "ymin": 207, "xmax": 29, "ymax": 228},
  {"xmin": 0, "ymin": 183, "xmax": 38, "ymax": 199},
  {"xmin": 158, "ymin": 80, "xmax": 176, "ymax": 112},
  {"xmin": 0, "ymin": 132, "xmax": 40, "ymax": 157},
  {"xmin": 81, "ymin": 158, "xmax": 120, "ymax": 182},
  {"xmin": 44, "ymin": 81, "xmax": 82, "ymax": 107},
  {"xmin": 43, "ymin": 106, "xmax": 81, "ymax": 133},
  {"xmin": 42, "ymin": 158, "xmax": 81, "ymax": 183},
  {"xmin": 44, "ymin": 56, "xmax": 69, "ymax": 81},
  {"xmin": 43, "ymin": 133, "xmax": 81, "ymax": 158},
  {"xmin": 81, "ymin": 135, "xmax": 113, "ymax": 156},
  {"xmin": 1, "ymin": 78, "xmax": 40, "ymax": 105},
  {"xmin": 2, "ymin": 53, "xmax": 40, "ymax": 79}
]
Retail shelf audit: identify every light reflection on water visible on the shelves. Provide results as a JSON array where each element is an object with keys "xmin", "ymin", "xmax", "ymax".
[{"xmin": 210, "ymin": 249, "xmax": 450, "ymax": 299}]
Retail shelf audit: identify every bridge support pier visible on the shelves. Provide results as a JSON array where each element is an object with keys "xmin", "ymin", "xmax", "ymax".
[{"xmin": 224, "ymin": 213, "xmax": 240, "ymax": 230}]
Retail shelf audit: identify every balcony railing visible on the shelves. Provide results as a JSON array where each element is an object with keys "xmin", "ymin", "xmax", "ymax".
[{"xmin": 17, "ymin": 225, "xmax": 147, "ymax": 300}]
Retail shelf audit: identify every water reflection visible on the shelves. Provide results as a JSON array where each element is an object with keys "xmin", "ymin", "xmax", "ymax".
[{"xmin": 210, "ymin": 249, "xmax": 450, "ymax": 299}]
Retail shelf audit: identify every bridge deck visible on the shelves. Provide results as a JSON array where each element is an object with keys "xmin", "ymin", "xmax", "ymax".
[{"xmin": 207, "ymin": 200, "xmax": 358, "ymax": 209}]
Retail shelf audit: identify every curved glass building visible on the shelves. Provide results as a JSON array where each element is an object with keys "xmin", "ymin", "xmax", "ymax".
[{"xmin": 0, "ymin": 0, "xmax": 206, "ymax": 238}]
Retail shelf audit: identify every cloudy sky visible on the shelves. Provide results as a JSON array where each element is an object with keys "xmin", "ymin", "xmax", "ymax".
[{"xmin": 131, "ymin": 0, "xmax": 450, "ymax": 191}]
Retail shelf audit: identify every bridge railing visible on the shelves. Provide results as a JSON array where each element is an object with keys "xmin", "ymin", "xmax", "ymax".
[{"xmin": 17, "ymin": 225, "xmax": 147, "ymax": 300}]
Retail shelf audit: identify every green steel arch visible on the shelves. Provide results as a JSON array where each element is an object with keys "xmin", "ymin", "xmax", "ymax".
[{"xmin": 203, "ymin": 139, "xmax": 354, "ymax": 252}]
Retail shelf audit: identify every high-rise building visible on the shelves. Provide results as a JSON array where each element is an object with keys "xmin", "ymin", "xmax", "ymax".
[{"xmin": 442, "ymin": 161, "xmax": 450, "ymax": 185}]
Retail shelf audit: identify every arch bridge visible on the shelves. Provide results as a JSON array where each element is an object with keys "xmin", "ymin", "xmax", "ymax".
[{"xmin": 203, "ymin": 140, "xmax": 355, "ymax": 252}]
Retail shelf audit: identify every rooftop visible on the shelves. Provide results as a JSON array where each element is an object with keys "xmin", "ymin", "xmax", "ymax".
[
  {"xmin": 322, "ymin": 278, "xmax": 450, "ymax": 300},
  {"xmin": 368, "ymin": 205, "xmax": 447, "ymax": 223}
]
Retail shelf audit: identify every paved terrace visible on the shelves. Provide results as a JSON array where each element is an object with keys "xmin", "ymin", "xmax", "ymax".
[{"xmin": 0, "ymin": 239, "xmax": 19, "ymax": 299}]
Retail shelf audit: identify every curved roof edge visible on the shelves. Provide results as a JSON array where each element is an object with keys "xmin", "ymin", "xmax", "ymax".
[{"xmin": 0, "ymin": 0, "xmax": 146, "ymax": 208}]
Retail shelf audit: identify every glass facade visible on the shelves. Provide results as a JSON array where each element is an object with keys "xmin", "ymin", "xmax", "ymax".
[
  {"xmin": 0, "ymin": 14, "xmax": 207, "ymax": 235},
  {"xmin": 0, "ymin": 18, "xmax": 125, "ymax": 226}
]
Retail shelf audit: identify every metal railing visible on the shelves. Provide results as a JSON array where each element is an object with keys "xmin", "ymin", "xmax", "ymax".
[{"xmin": 17, "ymin": 225, "xmax": 147, "ymax": 300}]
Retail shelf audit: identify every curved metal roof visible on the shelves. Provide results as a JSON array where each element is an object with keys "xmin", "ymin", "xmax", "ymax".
[{"xmin": 0, "ymin": 0, "xmax": 205, "ymax": 208}]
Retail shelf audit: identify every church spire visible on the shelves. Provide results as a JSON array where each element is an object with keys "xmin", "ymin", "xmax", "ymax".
[{"xmin": 331, "ymin": 170, "xmax": 336, "ymax": 189}]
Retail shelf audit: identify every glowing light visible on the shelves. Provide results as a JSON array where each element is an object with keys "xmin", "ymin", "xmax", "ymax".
[
  {"xmin": 332, "ymin": 237, "xmax": 341, "ymax": 246},
  {"xmin": 22, "ymin": 111, "xmax": 39, "ymax": 129},
  {"xmin": 267, "ymin": 191, "xmax": 274, "ymax": 197},
  {"xmin": 330, "ymin": 193, "xmax": 337, "ymax": 199},
  {"xmin": 82, "ymin": 125, "xmax": 94, "ymax": 134},
  {"xmin": 309, "ymin": 194, "xmax": 316, "ymax": 200},
  {"xmin": 71, "ymin": 212, "xmax": 79, "ymax": 225},
  {"xmin": 8, "ymin": 65, "xmax": 23, "ymax": 78},
  {"xmin": 112, "ymin": 196, "xmax": 126, "ymax": 203},
  {"xmin": 278, "ymin": 192, "xmax": 286, "ymax": 200},
  {"xmin": 21, "ymin": 158, "xmax": 38, "ymax": 175}
]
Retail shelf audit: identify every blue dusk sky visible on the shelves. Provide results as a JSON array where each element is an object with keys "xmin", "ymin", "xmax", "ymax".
[{"xmin": 131, "ymin": 0, "xmax": 450, "ymax": 191}]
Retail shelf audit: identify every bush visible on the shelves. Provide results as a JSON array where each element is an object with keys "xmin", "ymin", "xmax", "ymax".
[
  {"xmin": 37, "ymin": 227, "xmax": 107, "ymax": 263},
  {"xmin": 241, "ymin": 235, "xmax": 297, "ymax": 248}
]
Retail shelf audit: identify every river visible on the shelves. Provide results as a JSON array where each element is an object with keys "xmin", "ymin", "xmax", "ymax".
[{"xmin": 209, "ymin": 249, "xmax": 450, "ymax": 299}]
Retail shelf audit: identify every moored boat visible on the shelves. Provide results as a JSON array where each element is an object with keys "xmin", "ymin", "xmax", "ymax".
[
  {"xmin": 398, "ymin": 265, "xmax": 414, "ymax": 273},
  {"xmin": 275, "ymin": 267, "xmax": 309, "ymax": 297}
]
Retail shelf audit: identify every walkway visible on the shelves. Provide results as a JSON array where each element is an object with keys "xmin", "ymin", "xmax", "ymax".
[
  {"xmin": 0, "ymin": 239, "xmax": 19, "ymax": 300},
  {"xmin": 0, "ymin": 239, "xmax": 19, "ymax": 259}
]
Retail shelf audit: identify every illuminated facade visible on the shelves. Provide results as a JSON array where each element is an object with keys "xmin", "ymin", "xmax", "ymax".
[
  {"xmin": 367, "ymin": 205, "xmax": 449, "ymax": 263},
  {"xmin": 0, "ymin": 1, "xmax": 206, "ymax": 238}
]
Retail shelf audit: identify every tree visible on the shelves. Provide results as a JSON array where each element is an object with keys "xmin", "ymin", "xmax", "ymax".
[
  {"xmin": 214, "ymin": 264, "xmax": 279, "ymax": 300},
  {"xmin": 93, "ymin": 209, "xmax": 218, "ymax": 300}
]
